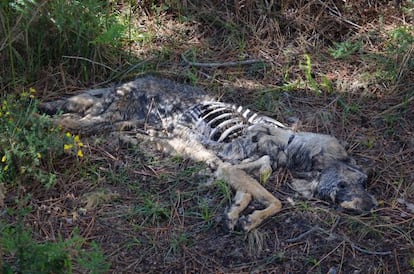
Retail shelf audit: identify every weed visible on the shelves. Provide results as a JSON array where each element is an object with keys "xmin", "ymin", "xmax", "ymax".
[
  {"xmin": 196, "ymin": 198, "xmax": 215, "ymax": 222},
  {"xmin": 0, "ymin": 0, "xmax": 132, "ymax": 87},
  {"xmin": 337, "ymin": 98, "xmax": 361, "ymax": 115},
  {"xmin": 0, "ymin": 92, "xmax": 108, "ymax": 272},
  {"xmin": 330, "ymin": 40, "xmax": 363, "ymax": 59},
  {"xmin": 1, "ymin": 224, "xmax": 109, "ymax": 273},
  {"xmin": 214, "ymin": 179, "xmax": 232, "ymax": 203},
  {"xmin": 283, "ymin": 54, "xmax": 333, "ymax": 94},
  {"xmin": 299, "ymin": 54, "xmax": 320, "ymax": 93},
  {"xmin": 307, "ymin": 257, "xmax": 319, "ymax": 266},
  {"xmin": 0, "ymin": 91, "xmax": 80, "ymax": 189},
  {"xmin": 410, "ymin": 257, "xmax": 414, "ymax": 269},
  {"xmin": 387, "ymin": 26, "xmax": 414, "ymax": 56},
  {"xmin": 136, "ymin": 196, "xmax": 171, "ymax": 225},
  {"xmin": 296, "ymin": 201, "xmax": 311, "ymax": 211},
  {"xmin": 167, "ymin": 232, "xmax": 190, "ymax": 256},
  {"xmin": 361, "ymin": 136, "xmax": 376, "ymax": 149}
]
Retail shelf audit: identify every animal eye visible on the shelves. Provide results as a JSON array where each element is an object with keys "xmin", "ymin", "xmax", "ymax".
[{"xmin": 338, "ymin": 181, "xmax": 347, "ymax": 189}]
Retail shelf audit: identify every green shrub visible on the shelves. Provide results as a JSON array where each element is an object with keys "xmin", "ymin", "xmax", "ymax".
[
  {"xmin": 330, "ymin": 40, "xmax": 363, "ymax": 59},
  {"xmin": 1, "ymin": 225, "xmax": 110, "ymax": 273},
  {"xmin": 0, "ymin": 0, "xmax": 128, "ymax": 86},
  {"xmin": 0, "ymin": 90, "xmax": 83, "ymax": 188}
]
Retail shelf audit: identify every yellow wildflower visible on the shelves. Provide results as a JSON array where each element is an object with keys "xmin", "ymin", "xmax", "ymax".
[
  {"xmin": 36, "ymin": 153, "xmax": 42, "ymax": 159},
  {"xmin": 3, "ymin": 165, "xmax": 8, "ymax": 171},
  {"xmin": 74, "ymin": 135, "xmax": 81, "ymax": 143},
  {"xmin": 29, "ymin": 87, "xmax": 36, "ymax": 93},
  {"xmin": 64, "ymin": 144, "xmax": 73, "ymax": 150},
  {"xmin": 65, "ymin": 132, "xmax": 72, "ymax": 137},
  {"xmin": 77, "ymin": 150, "xmax": 84, "ymax": 158},
  {"xmin": 1, "ymin": 155, "xmax": 6, "ymax": 162}
]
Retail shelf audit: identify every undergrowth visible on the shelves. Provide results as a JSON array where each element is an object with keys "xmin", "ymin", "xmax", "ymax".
[
  {"xmin": 0, "ymin": 92, "xmax": 108, "ymax": 272},
  {"xmin": 1, "ymin": 224, "xmax": 109, "ymax": 274},
  {"xmin": 0, "ymin": 0, "xmax": 132, "ymax": 88}
]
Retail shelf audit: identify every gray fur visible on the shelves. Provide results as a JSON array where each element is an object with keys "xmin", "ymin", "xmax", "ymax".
[{"xmin": 40, "ymin": 76, "xmax": 377, "ymax": 223}]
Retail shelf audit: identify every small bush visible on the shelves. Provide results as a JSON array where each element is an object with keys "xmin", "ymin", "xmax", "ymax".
[
  {"xmin": 0, "ymin": 91, "xmax": 63, "ymax": 188},
  {"xmin": 1, "ymin": 225, "xmax": 110, "ymax": 273},
  {"xmin": 0, "ymin": 90, "xmax": 84, "ymax": 188},
  {"xmin": 0, "ymin": 0, "xmax": 129, "ymax": 87}
]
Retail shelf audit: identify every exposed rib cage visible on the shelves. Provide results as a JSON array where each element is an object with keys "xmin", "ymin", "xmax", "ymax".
[{"xmin": 183, "ymin": 101, "xmax": 286, "ymax": 143}]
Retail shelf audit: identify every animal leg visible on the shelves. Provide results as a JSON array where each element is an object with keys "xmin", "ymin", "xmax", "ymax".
[
  {"xmin": 234, "ymin": 155, "xmax": 273, "ymax": 182},
  {"xmin": 225, "ymin": 190, "xmax": 252, "ymax": 231},
  {"xmin": 237, "ymin": 195, "xmax": 281, "ymax": 232},
  {"xmin": 216, "ymin": 164, "xmax": 282, "ymax": 232}
]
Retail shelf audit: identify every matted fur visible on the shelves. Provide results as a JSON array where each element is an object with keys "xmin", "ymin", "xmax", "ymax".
[{"xmin": 40, "ymin": 76, "xmax": 377, "ymax": 232}]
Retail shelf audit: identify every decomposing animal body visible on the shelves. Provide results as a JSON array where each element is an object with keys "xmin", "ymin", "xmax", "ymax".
[{"xmin": 40, "ymin": 76, "xmax": 377, "ymax": 232}]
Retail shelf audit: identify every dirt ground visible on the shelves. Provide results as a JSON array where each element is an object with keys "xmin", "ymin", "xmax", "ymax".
[{"xmin": 3, "ymin": 1, "xmax": 414, "ymax": 273}]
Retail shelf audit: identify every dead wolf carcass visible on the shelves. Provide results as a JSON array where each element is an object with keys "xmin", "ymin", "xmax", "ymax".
[{"xmin": 40, "ymin": 76, "xmax": 377, "ymax": 232}]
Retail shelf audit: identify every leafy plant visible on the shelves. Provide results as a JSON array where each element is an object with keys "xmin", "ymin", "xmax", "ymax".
[
  {"xmin": 167, "ymin": 232, "xmax": 190, "ymax": 256},
  {"xmin": 196, "ymin": 198, "xmax": 215, "ymax": 222},
  {"xmin": 0, "ymin": 0, "xmax": 130, "ymax": 87},
  {"xmin": 135, "ymin": 196, "xmax": 171, "ymax": 224},
  {"xmin": 0, "ymin": 92, "xmax": 65, "ymax": 188},
  {"xmin": 299, "ymin": 54, "xmax": 319, "ymax": 92},
  {"xmin": 297, "ymin": 54, "xmax": 333, "ymax": 93},
  {"xmin": 330, "ymin": 40, "xmax": 363, "ymax": 59},
  {"xmin": 1, "ymin": 224, "xmax": 109, "ymax": 273}
]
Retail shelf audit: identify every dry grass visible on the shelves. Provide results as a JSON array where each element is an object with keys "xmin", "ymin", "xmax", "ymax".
[{"xmin": 2, "ymin": 0, "xmax": 414, "ymax": 273}]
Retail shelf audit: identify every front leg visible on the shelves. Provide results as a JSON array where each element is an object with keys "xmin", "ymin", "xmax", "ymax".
[
  {"xmin": 236, "ymin": 155, "xmax": 273, "ymax": 183},
  {"xmin": 216, "ymin": 163, "xmax": 282, "ymax": 232}
]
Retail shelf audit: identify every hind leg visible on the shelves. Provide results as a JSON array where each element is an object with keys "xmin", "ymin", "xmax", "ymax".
[
  {"xmin": 216, "ymin": 163, "xmax": 282, "ymax": 232},
  {"xmin": 225, "ymin": 190, "xmax": 252, "ymax": 231}
]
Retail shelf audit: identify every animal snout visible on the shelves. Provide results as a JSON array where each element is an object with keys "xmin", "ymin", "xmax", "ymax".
[{"xmin": 339, "ymin": 193, "xmax": 378, "ymax": 212}]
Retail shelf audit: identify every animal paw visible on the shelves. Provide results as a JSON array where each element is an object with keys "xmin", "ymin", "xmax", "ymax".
[
  {"xmin": 224, "ymin": 213, "xmax": 238, "ymax": 232},
  {"xmin": 237, "ymin": 215, "xmax": 253, "ymax": 232}
]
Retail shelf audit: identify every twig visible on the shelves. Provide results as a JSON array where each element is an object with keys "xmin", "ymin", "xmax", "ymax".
[
  {"xmin": 63, "ymin": 55, "xmax": 118, "ymax": 72},
  {"xmin": 181, "ymin": 53, "xmax": 265, "ymax": 68},
  {"xmin": 317, "ymin": 0, "xmax": 361, "ymax": 29},
  {"xmin": 351, "ymin": 244, "xmax": 392, "ymax": 256},
  {"xmin": 375, "ymin": 96, "xmax": 414, "ymax": 117},
  {"xmin": 91, "ymin": 59, "xmax": 152, "ymax": 87},
  {"xmin": 286, "ymin": 226, "xmax": 326, "ymax": 243}
]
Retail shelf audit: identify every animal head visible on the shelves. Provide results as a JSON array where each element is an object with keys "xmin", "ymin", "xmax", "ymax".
[{"xmin": 315, "ymin": 161, "xmax": 377, "ymax": 212}]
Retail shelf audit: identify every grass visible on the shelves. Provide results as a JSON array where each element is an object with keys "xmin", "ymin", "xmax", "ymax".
[{"xmin": 1, "ymin": 0, "xmax": 413, "ymax": 272}]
